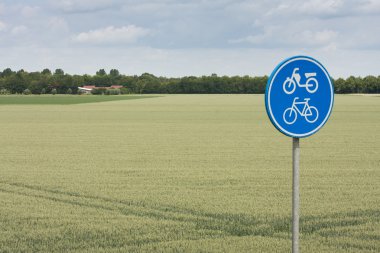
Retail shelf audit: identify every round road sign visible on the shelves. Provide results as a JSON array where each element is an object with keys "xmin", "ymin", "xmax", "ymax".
[{"xmin": 265, "ymin": 56, "xmax": 334, "ymax": 138}]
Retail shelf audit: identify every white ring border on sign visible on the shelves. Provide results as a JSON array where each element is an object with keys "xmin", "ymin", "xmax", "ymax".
[{"xmin": 265, "ymin": 56, "xmax": 334, "ymax": 138}]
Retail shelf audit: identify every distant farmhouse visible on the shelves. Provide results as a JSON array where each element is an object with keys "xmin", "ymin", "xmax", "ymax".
[{"xmin": 78, "ymin": 85, "xmax": 123, "ymax": 94}]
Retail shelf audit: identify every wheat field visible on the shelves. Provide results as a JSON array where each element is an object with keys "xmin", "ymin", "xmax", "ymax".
[{"xmin": 0, "ymin": 94, "xmax": 379, "ymax": 252}]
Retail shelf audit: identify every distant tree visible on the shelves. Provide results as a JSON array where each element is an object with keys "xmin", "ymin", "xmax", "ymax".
[
  {"xmin": 0, "ymin": 88, "xmax": 10, "ymax": 95},
  {"xmin": 5, "ymin": 73, "xmax": 28, "ymax": 93},
  {"xmin": 0, "ymin": 67, "xmax": 378, "ymax": 94},
  {"xmin": 23, "ymin": 89, "xmax": 31, "ymax": 95},
  {"xmin": 83, "ymin": 74, "xmax": 92, "ymax": 84},
  {"xmin": 66, "ymin": 88, "xmax": 73, "ymax": 94},
  {"xmin": 346, "ymin": 76, "xmax": 358, "ymax": 93},
  {"xmin": 334, "ymin": 78, "xmax": 346, "ymax": 93},
  {"xmin": 136, "ymin": 79, "xmax": 147, "ymax": 94},
  {"xmin": 54, "ymin": 69, "xmax": 64, "ymax": 75},
  {"xmin": 138, "ymin": 73, "xmax": 160, "ymax": 93},
  {"xmin": 2, "ymin": 68, "xmax": 14, "ymax": 77},
  {"xmin": 42, "ymin": 68, "xmax": 52, "ymax": 75},
  {"xmin": 51, "ymin": 88, "xmax": 57, "ymax": 95},
  {"xmin": 109, "ymin": 69, "xmax": 121, "ymax": 85},
  {"xmin": 105, "ymin": 89, "xmax": 121, "ymax": 95},
  {"xmin": 60, "ymin": 74, "xmax": 74, "ymax": 91},
  {"xmin": 96, "ymin": 69, "xmax": 106, "ymax": 76},
  {"xmin": 363, "ymin": 75, "xmax": 378, "ymax": 93},
  {"xmin": 109, "ymin": 69, "xmax": 120, "ymax": 76},
  {"xmin": 120, "ymin": 87, "xmax": 130, "ymax": 94},
  {"xmin": 92, "ymin": 74, "xmax": 111, "ymax": 87},
  {"xmin": 72, "ymin": 75, "xmax": 85, "ymax": 88},
  {"xmin": 29, "ymin": 81, "xmax": 42, "ymax": 94},
  {"xmin": 91, "ymin": 87, "xmax": 106, "ymax": 95}
]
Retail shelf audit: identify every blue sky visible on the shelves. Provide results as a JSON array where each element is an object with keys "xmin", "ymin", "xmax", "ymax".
[{"xmin": 1, "ymin": 0, "xmax": 380, "ymax": 77}]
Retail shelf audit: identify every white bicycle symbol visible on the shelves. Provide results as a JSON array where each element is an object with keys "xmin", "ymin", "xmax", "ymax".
[
  {"xmin": 283, "ymin": 97, "xmax": 319, "ymax": 125},
  {"xmin": 283, "ymin": 68, "xmax": 318, "ymax": 94}
]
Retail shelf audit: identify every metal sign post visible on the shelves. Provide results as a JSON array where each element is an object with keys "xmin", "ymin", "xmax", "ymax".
[
  {"xmin": 265, "ymin": 56, "xmax": 334, "ymax": 253},
  {"xmin": 292, "ymin": 137, "xmax": 300, "ymax": 253}
]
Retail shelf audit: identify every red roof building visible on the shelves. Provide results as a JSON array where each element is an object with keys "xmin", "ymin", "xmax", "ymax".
[
  {"xmin": 110, "ymin": 85, "xmax": 123, "ymax": 89},
  {"xmin": 78, "ymin": 85, "xmax": 123, "ymax": 94},
  {"xmin": 82, "ymin": 85, "xmax": 96, "ymax": 89}
]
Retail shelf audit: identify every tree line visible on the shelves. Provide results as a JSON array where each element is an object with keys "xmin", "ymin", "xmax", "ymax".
[{"xmin": 0, "ymin": 68, "xmax": 379, "ymax": 94}]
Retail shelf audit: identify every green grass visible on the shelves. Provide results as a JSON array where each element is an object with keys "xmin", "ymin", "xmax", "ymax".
[
  {"xmin": 0, "ymin": 94, "xmax": 379, "ymax": 252},
  {"xmin": 0, "ymin": 94, "xmax": 157, "ymax": 105}
]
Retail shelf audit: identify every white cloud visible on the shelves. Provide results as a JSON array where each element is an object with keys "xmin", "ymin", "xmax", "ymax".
[
  {"xmin": 294, "ymin": 29, "xmax": 338, "ymax": 48},
  {"xmin": 72, "ymin": 25, "xmax": 150, "ymax": 44},
  {"xmin": 230, "ymin": 27, "xmax": 338, "ymax": 50},
  {"xmin": 48, "ymin": 17, "xmax": 69, "ymax": 32},
  {"xmin": 20, "ymin": 5, "xmax": 40, "ymax": 17},
  {"xmin": 297, "ymin": 0, "xmax": 344, "ymax": 15},
  {"xmin": 0, "ymin": 0, "xmax": 380, "ymax": 77},
  {"xmin": 0, "ymin": 21, "xmax": 7, "ymax": 31},
  {"xmin": 229, "ymin": 26, "xmax": 275, "ymax": 45},
  {"xmin": 11, "ymin": 25, "xmax": 28, "ymax": 35},
  {"xmin": 358, "ymin": 0, "xmax": 380, "ymax": 13},
  {"xmin": 52, "ymin": 0, "xmax": 120, "ymax": 13},
  {"xmin": 3, "ymin": 45, "xmax": 380, "ymax": 78}
]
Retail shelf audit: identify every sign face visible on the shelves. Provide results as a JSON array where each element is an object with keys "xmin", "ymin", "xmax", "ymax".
[{"xmin": 265, "ymin": 56, "xmax": 334, "ymax": 138}]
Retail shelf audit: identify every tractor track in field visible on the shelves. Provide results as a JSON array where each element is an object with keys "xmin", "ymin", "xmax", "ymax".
[
  {"xmin": 0, "ymin": 180, "xmax": 379, "ymax": 251},
  {"xmin": 0, "ymin": 181, "xmax": 273, "ymax": 237}
]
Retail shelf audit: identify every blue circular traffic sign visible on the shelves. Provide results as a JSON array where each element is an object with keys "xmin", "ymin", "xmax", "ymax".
[{"xmin": 265, "ymin": 56, "xmax": 334, "ymax": 138}]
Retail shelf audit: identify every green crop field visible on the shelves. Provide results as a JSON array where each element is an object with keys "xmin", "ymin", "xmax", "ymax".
[
  {"xmin": 0, "ymin": 95, "xmax": 157, "ymax": 105},
  {"xmin": 0, "ymin": 94, "xmax": 379, "ymax": 253}
]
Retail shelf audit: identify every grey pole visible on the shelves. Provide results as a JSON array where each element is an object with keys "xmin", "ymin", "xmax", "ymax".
[{"xmin": 292, "ymin": 137, "xmax": 300, "ymax": 253}]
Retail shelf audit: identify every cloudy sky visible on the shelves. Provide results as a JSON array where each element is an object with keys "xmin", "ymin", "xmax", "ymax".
[{"xmin": 0, "ymin": 0, "xmax": 380, "ymax": 77}]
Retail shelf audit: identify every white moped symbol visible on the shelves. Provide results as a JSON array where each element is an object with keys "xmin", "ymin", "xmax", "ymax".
[
  {"xmin": 283, "ymin": 68, "xmax": 318, "ymax": 94},
  {"xmin": 283, "ymin": 97, "xmax": 319, "ymax": 125}
]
